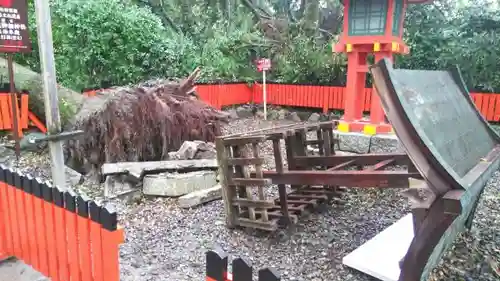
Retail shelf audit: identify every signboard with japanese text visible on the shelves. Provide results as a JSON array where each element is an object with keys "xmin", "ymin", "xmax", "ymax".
[
  {"xmin": 257, "ymin": 58, "xmax": 271, "ymax": 72},
  {"xmin": 0, "ymin": 0, "xmax": 31, "ymax": 53}
]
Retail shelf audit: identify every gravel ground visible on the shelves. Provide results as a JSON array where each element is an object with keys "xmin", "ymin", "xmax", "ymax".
[{"xmin": 0, "ymin": 118, "xmax": 499, "ymax": 281}]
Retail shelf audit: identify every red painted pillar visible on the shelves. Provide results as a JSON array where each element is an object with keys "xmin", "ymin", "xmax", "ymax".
[
  {"xmin": 344, "ymin": 51, "xmax": 367, "ymax": 121},
  {"xmin": 370, "ymin": 52, "xmax": 393, "ymax": 124}
]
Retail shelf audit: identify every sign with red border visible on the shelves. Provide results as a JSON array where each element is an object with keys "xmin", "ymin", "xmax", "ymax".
[{"xmin": 257, "ymin": 58, "xmax": 271, "ymax": 72}]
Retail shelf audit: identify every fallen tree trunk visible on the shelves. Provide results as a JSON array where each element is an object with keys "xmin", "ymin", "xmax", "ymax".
[{"xmin": 1, "ymin": 58, "xmax": 84, "ymax": 128}]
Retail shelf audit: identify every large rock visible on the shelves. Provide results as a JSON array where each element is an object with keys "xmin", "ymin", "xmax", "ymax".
[
  {"xmin": 143, "ymin": 171, "xmax": 218, "ymax": 197},
  {"xmin": 308, "ymin": 112, "xmax": 321, "ymax": 122},
  {"xmin": 178, "ymin": 184, "xmax": 222, "ymax": 208},
  {"xmin": 65, "ymin": 166, "xmax": 84, "ymax": 186},
  {"xmin": 236, "ymin": 106, "xmax": 254, "ymax": 118},
  {"xmin": 171, "ymin": 141, "xmax": 198, "ymax": 160},
  {"xmin": 287, "ymin": 112, "xmax": 301, "ymax": 122},
  {"xmin": 104, "ymin": 175, "xmax": 136, "ymax": 198},
  {"xmin": 227, "ymin": 109, "xmax": 239, "ymax": 120},
  {"xmin": 168, "ymin": 140, "xmax": 217, "ymax": 160}
]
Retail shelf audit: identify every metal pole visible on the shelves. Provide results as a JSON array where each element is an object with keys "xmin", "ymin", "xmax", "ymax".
[
  {"xmin": 263, "ymin": 70, "xmax": 267, "ymax": 120},
  {"xmin": 34, "ymin": 0, "xmax": 67, "ymax": 190},
  {"xmin": 7, "ymin": 55, "xmax": 20, "ymax": 159}
]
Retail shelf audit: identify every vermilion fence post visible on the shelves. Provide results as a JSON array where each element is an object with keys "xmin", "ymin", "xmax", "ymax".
[
  {"xmin": 89, "ymin": 201, "xmax": 105, "ymax": 281},
  {"xmin": 6, "ymin": 168, "xmax": 21, "ymax": 258},
  {"xmin": 22, "ymin": 175, "xmax": 39, "ymax": 272},
  {"xmin": 65, "ymin": 190, "xmax": 82, "ymax": 281},
  {"xmin": 42, "ymin": 182, "xmax": 59, "ymax": 280},
  {"xmin": 0, "ymin": 168, "xmax": 124, "ymax": 281},
  {"xmin": 33, "ymin": 179, "xmax": 49, "ymax": 276},
  {"xmin": 53, "ymin": 186, "xmax": 69, "ymax": 281},
  {"xmin": 14, "ymin": 173, "xmax": 29, "ymax": 264},
  {"xmin": 0, "ymin": 166, "xmax": 11, "ymax": 259},
  {"xmin": 100, "ymin": 206, "xmax": 124, "ymax": 281},
  {"xmin": 232, "ymin": 258, "xmax": 252, "ymax": 281},
  {"xmin": 77, "ymin": 195, "xmax": 93, "ymax": 281},
  {"xmin": 206, "ymin": 249, "xmax": 228, "ymax": 281}
]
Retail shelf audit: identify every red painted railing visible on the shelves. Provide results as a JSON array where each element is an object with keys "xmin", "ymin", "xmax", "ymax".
[
  {"xmin": 0, "ymin": 166, "xmax": 124, "ymax": 281},
  {"xmin": 196, "ymin": 83, "xmax": 500, "ymax": 122},
  {"xmin": 84, "ymin": 83, "xmax": 500, "ymax": 122}
]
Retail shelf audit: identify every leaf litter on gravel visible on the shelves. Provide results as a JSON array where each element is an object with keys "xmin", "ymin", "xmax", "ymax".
[{"xmin": 1, "ymin": 119, "xmax": 500, "ymax": 281}]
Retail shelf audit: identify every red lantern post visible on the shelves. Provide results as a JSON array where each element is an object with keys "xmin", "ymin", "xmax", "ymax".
[{"xmin": 334, "ymin": 0, "xmax": 433, "ymax": 135}]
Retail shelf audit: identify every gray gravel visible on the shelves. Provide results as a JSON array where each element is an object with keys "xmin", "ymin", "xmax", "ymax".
[{"xmin": 0, "ymin": 118, "xmax": 499, "ymax": 281}]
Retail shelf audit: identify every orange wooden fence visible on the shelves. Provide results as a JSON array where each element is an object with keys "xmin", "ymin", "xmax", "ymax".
[
  {"xmin": 197, "ymin": 83, "xmax": 500, "ymax": 122},
  {"xmin": 0, "ymin": 166, "xmax": 124, "ymax": 281},
  {"xmin": 0, "ymin": 93, "xmax": 47, "ymax": 136},
  {"xmin": 83, "ymin": 83, "xmax": 500, "ymax": 122}
]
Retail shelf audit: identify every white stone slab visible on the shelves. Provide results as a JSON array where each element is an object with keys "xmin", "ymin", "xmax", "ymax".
[
  {"xmin": 342, "ymin": 214, "xmax": 414, "ymax": 281},
  {"xmin": 143, "ymin": 171, "xmax": 217, "ymax": 197},
  {"xmin": 178, "ymin": 184, "xmax": 222, "ymax": 208}
]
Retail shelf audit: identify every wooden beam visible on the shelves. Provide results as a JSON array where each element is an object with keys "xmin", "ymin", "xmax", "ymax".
[
  {"xmin": 247, "ymin": 170, "xmax": 416, "ymax": 188},
  {"xmin": 294, "ymin": 153, "xmax": 409, "ymax": 167}
]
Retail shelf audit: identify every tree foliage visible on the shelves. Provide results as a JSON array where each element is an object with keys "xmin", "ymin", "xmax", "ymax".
[{"xmin": 15, "ymin": 0, "xmax": 500, "ymax": 92}]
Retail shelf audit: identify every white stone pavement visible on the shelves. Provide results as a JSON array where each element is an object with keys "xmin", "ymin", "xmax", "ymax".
[{"xmin": 0, "ymin": 258, "xmax": 49, "ymax": 281}]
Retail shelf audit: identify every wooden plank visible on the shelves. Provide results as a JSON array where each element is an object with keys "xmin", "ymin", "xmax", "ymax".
[
  {"xmin": 229, "ymin": 178, "xmax": 271, "ymax": 186},
  {"xmin": 272, "ymin": 138, "xmax": 290, "ymax": 224},
  {"xmin": 252, "ymin": 143, "xmax": 268, "ymax": 222},
  {"xmin": 294, "ymin": 153, "xmax": 409, "ymax": 167},
  {"xmin": 288, "ymin": 194, "xmax": 327, "ymax": 200},
  {"xmin": 227, "ymin": 157, "xmax": 265, "ymax": 166},
  {"xmin": 367, "ymin": 159, "xmax": 395, "ymax": 171},
  {"xmin": 215, "ymin": 138, "xmax": 238, "ymax": 228},
  {"xmin": 19, "ymin": 94, "xmax": 28, "ymax": 129},
  {"xmin": 327, "ymin": 159, "xmax": 356, "ymax": 171},
  {"xmin": 0, "ymin": 94, "xmax": 11, "ymax": 129},
  {"xmin": 254, "ymin": 170, "xmax": 415, "ymax": 188},
  {"xmin": 231, "ymin": 198, "xmax": 275, "ymax": 208},
  {"xmin": 222, "ymin": 136, "xmax": 266, "ymax": 146},
  {"xmin": 0, "ymin": 94, "xmax": 5, "ymax": 130},
  {"xmin": 27, "ymin": 111, "xmax": 47, "ymax": 133},
  {"xmin": 232, "ymin": 145, "xmax": 256, "ymax": 221},
  {"xmin": 236, "ymin": 218, "xmax": 277, "ymax": 232}
]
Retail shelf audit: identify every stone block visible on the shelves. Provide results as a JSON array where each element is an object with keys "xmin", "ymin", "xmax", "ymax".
[
  {"xmin": 369, "ymin": 134, "xmax": 401, "ymax": 153},
  {"xmin": 308, "ymin": 112, "xmax": 321, "ymax": 122},
  {"xmin": 178, "ymin": 184, "xmax": 222, "ymax": 208},
  {"xmin": 65, "ymin": 166, "xmax": 84, "ymax": 186},
  {"xmin": 335, "ymin": 131, "xmax": 401, "ymax": 154},
  {"xmin": 143, "ymin": 171, "xmax": 217, "ymax": 197},
  {"xmin": 104, "ymin": 175, "xmax": 136, "ymax": 198},
  {"xmin": 236, "ymin": 106, "xmax": 254, "ymax": 118},
  {"xmin": 336, "ymin": 131, "xmax": 372, "ymax": 153}
]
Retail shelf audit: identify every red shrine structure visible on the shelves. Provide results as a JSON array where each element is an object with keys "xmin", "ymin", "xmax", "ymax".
[{"xmin": 334, "ymin": 0, "xmax": 433, "ymax": 135}]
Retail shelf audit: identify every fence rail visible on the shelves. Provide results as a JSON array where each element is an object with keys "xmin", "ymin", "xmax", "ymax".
[
  {"xmin": 0, "ymin": 166, "xmax": 124, "ymax": 281},
  {"xmin": 194, "ymin": 83, "xmax": 500, "ymax": 122},
  {"xmin": 83, "ymin": 83, "xmax": 500, "ymax": 122}
]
